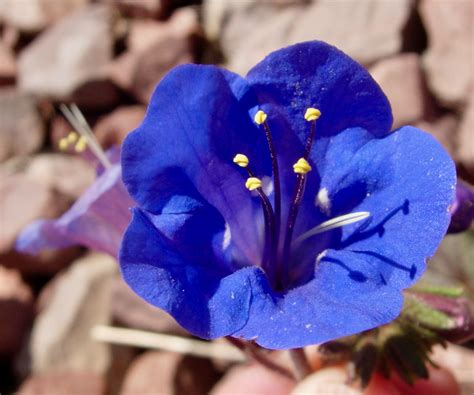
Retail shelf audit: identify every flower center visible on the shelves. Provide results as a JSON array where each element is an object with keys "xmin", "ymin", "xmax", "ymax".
[
  {"xmin": 59, "ymin": 103, "xmax": 112, "ymax": 169},
  {"xmin": 234, "ymin": 107, "xmax": 371, "ymax": 290}
]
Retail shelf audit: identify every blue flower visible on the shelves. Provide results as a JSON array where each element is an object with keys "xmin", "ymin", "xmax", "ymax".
[
  {"xmin": 16, "ymin": 145, "xmax": 134, "ymax": 257},
  {"xmin": 120, "ymin": 41, "xmax": 456, "ymax": 349}
]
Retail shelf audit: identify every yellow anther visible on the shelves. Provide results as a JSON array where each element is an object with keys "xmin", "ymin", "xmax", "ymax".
[
  {"xmin": 254, "ymin": 110, "xmax": 267, "ymax": 125},
  {"xmin": 293, "ymin": 158, "xmax": 312, "ymax": 174},
  {"xmin": 233, "ymin": 153, "xmax": 249, "ymax": 168},
  {"xmin": 245, "ymin": 177, "xmax": 262, "ymax": 191},
  {"xmin": 304, "ymin": 107, "xmax": 321, "ymax": 122},
  {"xmin": 67, "ymin": 131, "xmax": 78, "ymax": 144},
  {"xmin": 74, "ymin": 136, "xmax": 88, "ymax": 153},
  {"xmin": 58, "ymin": 137, "xmax": 69, "ymax": 151}
]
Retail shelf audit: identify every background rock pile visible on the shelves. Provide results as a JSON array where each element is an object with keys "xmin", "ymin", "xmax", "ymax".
[{"xmin": 0, "ymin": 0, "xmax": 472, "ymax": 394}]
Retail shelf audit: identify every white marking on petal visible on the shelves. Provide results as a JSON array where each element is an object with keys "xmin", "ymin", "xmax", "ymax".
[
  {"xmin": 315, "ymin": 187, "xmax": 331, "ymax": 216},
  {"xmin": 222, "ymin": 223, "xmax": 231, "ymax": 250},
  {"xmin": 316, "ymin": 249, "xmax": 328, "ymax": 264},
  {"xmin": 261, "ymin": 176, "xmax": 274, "ymax": 197}
]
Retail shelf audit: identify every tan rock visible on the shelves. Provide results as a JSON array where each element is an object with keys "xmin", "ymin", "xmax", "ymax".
[
  {"xmin": 94, "ymin": 105, "xmax": 146, "ymax": 148},
  {"xmin": 420, "ymin": 0, "xmax": 473, "ymax": 108},
  {"xmin": 0, "ymin": 266, "xmax": 33, "ymax": 356},
  {"xmin": 204, "ymin": 0, "xmax": 414, "ymax": 75},
  {"xmin": 18, "ymin": 5, "xmax": 114, "ymax": 100},
  {"xmin": 0, "ymin": 89, "xmax": 45, "ymax": 162},
  {"xmin": 370, "ymin": 53, "xmax": 432, "ymax": 129},
  {"xmin": 29, "ymin": 253, "xmax": 117, "ymax": 374},
  {"xmin": 18, "ymin": 371, "xmax": 105, "ymax": 395},
  {"xmin": 108, "ymin": 7, "xmax": 199, "ymax": 103}
]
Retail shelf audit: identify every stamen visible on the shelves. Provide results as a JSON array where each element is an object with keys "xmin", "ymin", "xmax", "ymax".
[
  {"xmin": 254, "ymin": 110, "xmax": 267, "ymax": 125},
  {"xmin": 254, "ymin": 110, "xmax": 281, "ymax": 253},
  {"xmin": 245, "ymin": 177, "xmax": 262, "ymax": 191},
  {"xmin": 234, "ymin": 155, "xmax": 277, "ymax": 280},
  {"xmin": 60, "ymin": 104, "xmax": 112, "ymax": 169},
  {"xmin": 293, "ymin": 212, "xmax": 371, "ymax": 245},
  {"xmin": 281, "ymin": 108, "xmax": 321, "ymax": 285},
  {"xmin": 293, "ymin": 158, "xmax": 312, "ymax": 174}
]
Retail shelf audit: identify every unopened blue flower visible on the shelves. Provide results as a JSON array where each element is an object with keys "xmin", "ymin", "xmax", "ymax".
[
  {"xmin": 16, "ymin": 106, "xmax": 134, "ymax": 258},
  {"xmin": 448, "ymin": 180, "xmax": 474, "ymax": 233},
  {"xmin": 120, "ymin": 41, "xmax": 456, "ymax": 349}
]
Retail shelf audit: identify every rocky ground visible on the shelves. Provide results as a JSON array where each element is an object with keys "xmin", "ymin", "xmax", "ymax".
[{"xmin": 0, "ymin": 0, "xmax": 473, "ymax": 394}]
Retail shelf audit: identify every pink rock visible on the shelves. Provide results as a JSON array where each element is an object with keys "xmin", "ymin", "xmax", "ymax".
[
  {"xmin": 108, "ymin": 8, "xmax": 199, "ymax": 103},
  {"xmin": 94, "ymin": 105, "xmax": 146, "ymax": 148},
  {"xmin": 0, "ymin": 266, "xmax": 33, "ymax": 356},
  {"xmin": 18, "ymin": 5, "xmax": 114, "ymax": 100},
  {"xmin": 370, "ymin": 53, "xmax": 433, "ymax": 129},
  {"xmin": 420, "ymin": 0, "xmax": 473, "ymax": 108},
  {"xmin": 0, "ymin": 89, "xmax": 45, "ymax": 162},
  {"xmin": 18, "ymin": 372, "xmax": 105, "ymax": 395}
]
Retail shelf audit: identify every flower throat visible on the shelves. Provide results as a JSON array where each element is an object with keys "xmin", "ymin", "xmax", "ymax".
[{"xmin": 233, "ymin": 108, "xmax": 370, "ymax": 291}]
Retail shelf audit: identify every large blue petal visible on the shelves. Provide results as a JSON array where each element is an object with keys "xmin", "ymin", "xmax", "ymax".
[
  {"xmin": 16, "ymin": 164, "xmax": 133, "ymax": 257},
  {"xmin": 247, "ymin": 41, "xmax": 393, "ymax": 144},
  {"xmin": 120, "ymin": 207, "xmax": 258, "ymax": 339},
  {"xmin": 292, "ymin": 126, "xmax": 456, "ymax": 289},
  {"xmin": 122, "ymin": 64, "xmax": 272, "ymax": 265},
  {"xmin": 232, "ymin": 249, "xmax": 403, "ymax": 349}
]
